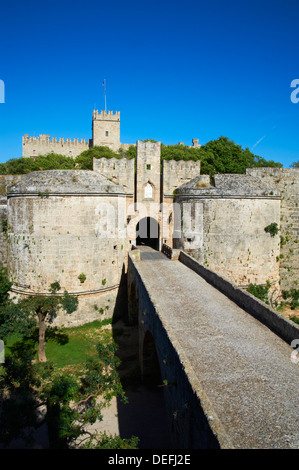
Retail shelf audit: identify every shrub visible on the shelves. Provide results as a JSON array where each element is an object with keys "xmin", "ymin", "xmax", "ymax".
[
  {"xmin": 78, "ymin": 273, "xmax": 86, "ymax": 284},
  {"xmin": 247, "ymin": 281, "xmax": 270, "ymax": 304},
  {"xmin": 264, "ymin": 223, "xmax": 279, "ymax": 237},
  {"xmin": 282, "ymin": 289, "xmax": 299, "ymax": 310}
]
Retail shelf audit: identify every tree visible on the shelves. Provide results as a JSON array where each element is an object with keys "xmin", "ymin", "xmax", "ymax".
[
  {"xmin": 20, "ymin": 282, "xmax": 78, "ymax": 362},
  {"xmin": 198, "ymin": 136, "xmax": 282, "ymax": 175},
  {"xmin": 0, "ymin": 270, "xmax": 138, "ymax": 449},
  {"xmin": 161, "ymin": 143, "xmax": 202, "ymax": 162},
  {"xmin": 44, "ymin": 342, "xmax": 138, "ymax": 449},
  {"xmin": 290, "ymin": 161, "xmax": 299, "ymax": 168},
  {"xmin": 118, "ymin": 145, "xmax": 136, "ymax": 160},
  {"xmin": 74, "ymin": 146, "xmax": 122, "ymax": 170},
  {"xmin": 0, "ymin": 153, "xmax": 76, "ymax": 175},
  {"xmin": 0, "ymin": 267, "xmax": 36, "ymax": 340}
]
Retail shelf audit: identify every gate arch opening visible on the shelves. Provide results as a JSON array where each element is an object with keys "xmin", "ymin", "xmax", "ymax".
[{"xmin": 136, "ymin": 217, "xmax": 159, "ymax": 250}]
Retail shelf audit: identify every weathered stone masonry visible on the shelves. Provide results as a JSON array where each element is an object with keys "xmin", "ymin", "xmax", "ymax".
[
  {"xmin": 246, "ymin": 168, "xmax": 299, "ymax": 291},
  {"xmin": 0, "ymin": 109, "xmax": 295, "ymax": 327},
  {"xmin": 7, "ymin": 170, "xmax": 128, "ymax": 327}
]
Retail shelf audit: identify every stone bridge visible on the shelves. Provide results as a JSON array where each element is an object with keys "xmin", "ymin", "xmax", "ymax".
[{"xmin": 127, "ymin": 246, "xmax": 299, "ymax": 449}]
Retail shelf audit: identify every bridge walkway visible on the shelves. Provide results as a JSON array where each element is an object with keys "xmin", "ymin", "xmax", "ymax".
[{"xmin": 134, "ymin": 246, "xmax": 299, "ymax": 449}]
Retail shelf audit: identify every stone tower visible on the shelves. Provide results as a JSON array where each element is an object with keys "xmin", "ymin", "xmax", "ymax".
[
  {"xmin": 92, "ymin": 110, "xmax": 120, "ymax": 151},
  {"xmin": 134, "ymin": 140, "xmax": 162, "ymax": 249},
  {"xmin": 136, "ymin": 140, "xmax": 161, "ymax": 207}
]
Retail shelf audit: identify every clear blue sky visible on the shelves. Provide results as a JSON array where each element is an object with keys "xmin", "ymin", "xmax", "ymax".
[{"xmin": 0, "ymin": 0, "xmax": 298, "ymax": 167}]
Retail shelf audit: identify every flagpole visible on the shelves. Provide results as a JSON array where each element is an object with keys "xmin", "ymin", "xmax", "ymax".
[{"xmin": 103, "ymin": 79, "xmax": 107, "ymax": 112}]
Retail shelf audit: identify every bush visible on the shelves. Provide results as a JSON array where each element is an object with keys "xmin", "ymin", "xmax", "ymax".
[
  {"xmin": 247, "ymin": 282, "xmax": 270, "ymax": 304},
  {"xmin": 264, "ymin": 223, "xmax": 279, "ymax": 237},
  {"xmin": 0, "ymin": 153, "xmax": 76, "ymax": 175},
  {"xmin": 282, "ymin": 289, "xmax": 299, "ymax": 310}
]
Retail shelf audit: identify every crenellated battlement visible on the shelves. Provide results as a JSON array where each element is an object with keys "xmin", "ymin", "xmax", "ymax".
[
  {"xmin": 93, "ymin": 157, "xmax": 135, "ymax": 171},
  {"xmin": 92, "ymin": 110, "xmax": 120, "ymax": 121},
  {"xmin": 23, "ymin": 134, "xmax": 88, "ymax": 145},
  {"xmin": 163, "ymin": 159, "xmax": 201, "ymax": 196},
  {"xmin": 164, "ymin": 159, "xmax": 201, "ymax": 171},
  {"xmin": 93, "ymin": 157, "xmax": 135, "ymax": 194},
  {"xmin": 22, "ymin": 134, "xmax": 89, "ymax": 158}
]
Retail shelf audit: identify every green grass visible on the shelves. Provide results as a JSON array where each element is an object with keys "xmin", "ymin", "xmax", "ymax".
[
  {"xmin": 46, "ymin": 319, "xmax": 113, "ymax": 373},
  {"xmin": 4, "ymin": 319, "xmax": 114, "ymax": 376}
]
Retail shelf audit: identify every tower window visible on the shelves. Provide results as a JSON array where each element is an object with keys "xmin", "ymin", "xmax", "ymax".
[
  {"xmin": 146, "ymin": 164, "xmax": 151, "ymax": 170},
  {"xmin": 105, "ymin": 131, "xmax": 109, "ymax": 136}
]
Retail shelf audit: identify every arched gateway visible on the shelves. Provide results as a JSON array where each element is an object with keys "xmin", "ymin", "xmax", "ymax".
[{"xmin": 136, "ymin": 217, "xmax": 160, "ymax": 250}]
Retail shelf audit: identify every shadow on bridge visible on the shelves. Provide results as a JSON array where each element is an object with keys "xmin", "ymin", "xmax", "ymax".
[{"xmin": 112, "ymin": 314, "xmax": 172, "ymax": 449}]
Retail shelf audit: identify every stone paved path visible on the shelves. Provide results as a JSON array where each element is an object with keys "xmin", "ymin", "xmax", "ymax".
[{"xmin": 134, "ymin": 246, "xmax": 299, "ymax": 449}]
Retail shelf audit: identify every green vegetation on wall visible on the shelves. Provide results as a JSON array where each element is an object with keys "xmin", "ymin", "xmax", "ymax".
[
  {"xmin": 264, "ymin": 223, "xmax": 279, "ymax": 237},
  {"xmin": 0, "ymin": 137, "xmax": 283, "ymax": 175},
  {"xmin": 247, "ymin": 281, "xmax": 271, "ymax": 304}
]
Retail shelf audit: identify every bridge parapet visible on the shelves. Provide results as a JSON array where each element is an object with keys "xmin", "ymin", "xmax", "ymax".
[
  {"xmin": 179, "ymin": 251, "xmax": 299, "ymax": 345},
  {"xmin": 161, "ymin": 243, "xmax": 180, "ymax": 260},
  {"xmin": 127, "ymin": 247, "xmax": 299, "ymax": 449}
]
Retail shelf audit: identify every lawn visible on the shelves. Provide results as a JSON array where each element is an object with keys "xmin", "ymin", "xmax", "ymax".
[
  {"xmin": 4, "ymin": 319, "xmax": 115, "ymax": 377},
  {"xmin": 46, "ymin": 319, "xmax": 114, "ymax": 374}
]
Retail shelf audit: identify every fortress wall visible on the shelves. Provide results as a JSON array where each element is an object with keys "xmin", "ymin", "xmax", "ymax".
[
  {"xmin": 163, "ymin": 160, "xmax": 201, "ymax": 196},
  {"xmin": 7, "ymin": 193, "xmax": 127, "ymax": 326},
  {"xmin": 246, "ymin": 168, "xmax": 299, "ymax": 290},
  {"xmin": 0, "ymin": 176, "xmax": 25, "ymax": 267},
  {"xmin": 93, "ymin": 157, "xmax": 135, "ymax": 194},
  {"xmin": 0, "ymin": 205, "xmax": 7, "ymax": 267},
  {"xmin": 174, "ymin": 196, "xmax": 281, "ymax": 288},
  {"xmin": 22, "ymin": 135, "xmax": 89, "ymax": 158}
]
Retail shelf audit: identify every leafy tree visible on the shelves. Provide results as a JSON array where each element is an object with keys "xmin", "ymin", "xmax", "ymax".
[
  {"xmin": 0, "ymin": 270, "xmax": 138, "ymax": 449},
  {"xmin": 74, "ymin": 146, "xmax": 122, "ymax": 170},
  {"xmin": 44, "ymin": 341, "xmax": 138, "ymax": 449},
  {"xmin": 290, "ymin": 161, "xmax": 299, "ymax": 168},
  {"xmin": 0, "ymin": 153, "xmax": 76, "ymax": 175},
  {"xmin": 197, "ymin": 136, "xmax": 282, "ymax": 175},
  {"xmin": 159, "ymin": 137, "xmax": 282, "ymax": 174},
  {"xmin": 0, "ymin": 332, "xmax": 138, "ymax": 449},
  {"xmin": 0, "ymin": 268, "xmax": 36, "ymax": 340},
  {"xmin": 0, "ymin": 266, "xmax": 12, "ymax": 305},
  {"xmin": 20, "ymin": 282, "xmax": 78, "ymax": 362},
  {"xmin": 161, "ymin": 143, "xmax": 202, "ymax": 162},
  {"xmin": 118, "ymin": 145, "xmax": 136, "ymax": 160}
]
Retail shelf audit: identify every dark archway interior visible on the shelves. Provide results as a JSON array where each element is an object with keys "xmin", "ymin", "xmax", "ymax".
[
  {"xmin": 142, "ymin": 331, "xmax": 162, "ymax": 387},
  {"xmin": 136, "ymin": 217, "xmax": 159, "ymax": 250}
]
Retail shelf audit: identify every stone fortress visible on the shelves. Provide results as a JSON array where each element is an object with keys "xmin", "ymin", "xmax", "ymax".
[
  {"xmin": 22, "ymin": 109, "xmax": 201, "ymax": 158},
  {"xmin": 0, "ymin": 110, "xmax": 298, "ymax": 326}
]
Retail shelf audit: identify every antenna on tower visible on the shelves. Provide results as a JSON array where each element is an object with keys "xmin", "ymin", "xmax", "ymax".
[{"xmin": 102, "ymin": 79, "xmax": 107, "ymax": 112}]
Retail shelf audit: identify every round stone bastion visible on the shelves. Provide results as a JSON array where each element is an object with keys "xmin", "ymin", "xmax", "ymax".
[
  {"xmin": 7, "ymin": 170, "xmax": 128, "ymax": 326},
  {"xmin": 173, "ymin": 173, "xmax": 281, "ymax": 289}
]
